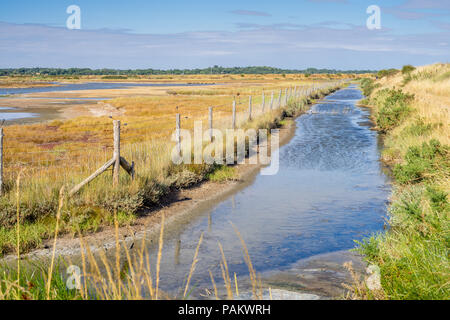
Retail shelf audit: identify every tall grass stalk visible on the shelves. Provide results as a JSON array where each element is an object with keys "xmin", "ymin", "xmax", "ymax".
[
  {"xmin": 46, "ymin": 186, "xmax": 65, "ymax": 299},
  {"xmin": 183, "ymin": 232, "xmax": 204, "ymax": 298},
  {"xmin": 155, "ymin": 213, "xmax": 165, "ymax": 300}
]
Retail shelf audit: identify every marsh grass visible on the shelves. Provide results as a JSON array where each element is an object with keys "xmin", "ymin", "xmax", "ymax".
[
  {"xmin": 0, "ymin": 78, "xmax": 341, "ymax": 256},
  {"xmin": 206, "ymin": 166, "xmax": 237, "ymax": 182}
]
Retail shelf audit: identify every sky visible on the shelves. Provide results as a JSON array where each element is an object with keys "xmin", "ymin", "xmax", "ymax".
[{"xmin": 0, "ymin": 0, "xmax": 449, "ymax": 70}]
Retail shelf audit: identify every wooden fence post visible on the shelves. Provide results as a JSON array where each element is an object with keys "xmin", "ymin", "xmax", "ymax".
[
  {"xmin": 113, "ymin": 120, "xmax": 121, "ymax": 187},
  {"xmin": 270, "ymin": 91, "xmax": 274, "ymax": 110},
  {"xmin": 248, "ymin": 96, "xmax": 252, "ymax": 121},
  {"xmin": 284, "ymin": 88, "xmax": 288, "ymax": 106},
  {"xmin": 261, "ymin": 91, "xmax": 265, "ymax": 113},
  {"xmin": 176, "ymin": 113, "xmax": 181, "ymax": 154},
  {"xmin": 0, "ymin": 128, "xmax": 3, "ymax": 196},
  {"xmin": 208, "ymin": 107, "xmax": 213, "ymax": 142},
  {"xmin": 278, "ymin": 89, "xmax": 282, "ymax": 108},
  {"xmin": 232, "ymin": 100, "xmax": 236, "ymax": 130},
  {"xmin": 69, "ymin": 120, "xmax": 134, "ymax": 196}
]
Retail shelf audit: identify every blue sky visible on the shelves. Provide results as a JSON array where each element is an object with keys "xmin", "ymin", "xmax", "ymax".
[{"xmin": 0, "ymin": 0, "xmax": 449, "ymax": 69}]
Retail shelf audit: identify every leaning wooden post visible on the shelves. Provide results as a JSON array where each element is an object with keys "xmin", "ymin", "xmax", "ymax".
[
  {"xmin": 176, "ymin": 113, "xmax": 181, "ymax": 155},
  {"xmin": 270, "ymin": 91, "xmax": 274, "ymax": 110},
  {"xmin": 284, "ymin": 88, "xmax": 288, "ymax": 106},
  {"xmin": 261, "ymin": 91, "xmax": 265, "ymax": 113},
  {"xmin": 232, "ymin": 100, "xmax": 236, "ymax": 130},
  {"xmin": 0, "ymin": 128, "xmax": 3, "ymax": 196},
  {"xmin": 248, "ymin": 96, "xmax": 252, "ymax": 121},
  {"xmin": 113, "ymin": 120, "xmax": 121, "ymax": 187},
  {"xmin": 208, "ymin": 107, "xmax": 213, "ymax": 142}
]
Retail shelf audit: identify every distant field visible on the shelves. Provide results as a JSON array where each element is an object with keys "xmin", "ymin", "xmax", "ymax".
[{"xmin": 0, "ymin": 72, "xmax": 362, "ymax": 86}]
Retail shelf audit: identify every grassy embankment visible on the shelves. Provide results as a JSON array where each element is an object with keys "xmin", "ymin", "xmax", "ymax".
[
  {"xmin": 0, "ymin": 77, "xmax": 341, "ymax": 256},
  {"xmin": 357, "ymin": 63, "xmax": 449, "ymax": 299}
]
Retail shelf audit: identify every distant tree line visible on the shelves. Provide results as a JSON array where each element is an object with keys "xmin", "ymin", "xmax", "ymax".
[{"xmin": 0, "ymin": 66, "xmax": 376, "ymax": 76}]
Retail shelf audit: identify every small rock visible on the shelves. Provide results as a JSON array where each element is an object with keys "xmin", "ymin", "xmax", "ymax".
[
  {"xmin": 236, "ymin": 289, "xmax": 321, "ymax": 300},
  {"xmin": 366, "ymin": 265, "xmax": 382, "ymax": 291}
]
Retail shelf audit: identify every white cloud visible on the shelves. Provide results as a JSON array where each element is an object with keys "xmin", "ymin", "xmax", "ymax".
[{"xmin": 0, "ymin": 22, "xmax": 448, "ymax": 69}]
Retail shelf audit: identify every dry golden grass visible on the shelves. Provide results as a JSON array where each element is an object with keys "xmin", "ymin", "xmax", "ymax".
[{"xmin": 372, "ymin": 63, "xmax": 450, "ymax": 192}]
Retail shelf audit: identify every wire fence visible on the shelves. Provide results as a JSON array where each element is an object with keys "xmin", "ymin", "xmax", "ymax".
[{"xmin": 0, "ymin": 81, "xmax": 344, "ymax": 195}]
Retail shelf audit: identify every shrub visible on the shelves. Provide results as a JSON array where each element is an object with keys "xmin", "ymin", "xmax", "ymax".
[
  {"xmin": 393, "ymin": 139, "xmax": 449, "ymax": 184},
  {"xmin": 377, "ymin": 69, "xmax": 399, "ymax": 78},
  {"xmin": 373, "ymin": 89, "xmax": 414, "ymax": 132},
  {"xmin": 360, "ymin": 78, "xmax": 380, "ymax": 96},
  {"xmin": 402, "ymin": 118, "xmax": 433, "ymax": 137},
  {"xmin": 207, "ymin": 165, "xmax": 236, "ymax": 182},
  {"xmin": 0, "ymin": 198, "xmax": 57, "ymax": 228},
  {"xmin": 426, "ymin": 186, "xmax": 449, "ymax": 214},
  {"xmin": 401, "ymin": 65, "xmax": 416, "ymax": 75},
  {"xmin": 101, "ymin": 75, "xmax": 128, "ymax": 79}
]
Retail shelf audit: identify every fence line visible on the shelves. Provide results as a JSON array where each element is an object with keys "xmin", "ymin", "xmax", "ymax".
[{"xmin": 0, "ymin": 80, "xmax": 345, "ymax": 195}]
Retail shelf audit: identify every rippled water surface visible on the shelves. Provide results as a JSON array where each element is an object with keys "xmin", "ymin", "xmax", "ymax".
[
  {"xmin": 0, "ymin": 107, "xmax": 38, "ymax": 120},
  {"xmin": 137, "ymin": 86, "xmax": 390, "ymax": 295},
  {"xmin": 0, "ymin": 82, "xmax": 212, "ymax": 95}
]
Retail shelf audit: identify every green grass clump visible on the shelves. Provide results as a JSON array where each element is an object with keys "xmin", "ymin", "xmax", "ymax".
[
  {"xmin": 401, "ymin": 66, "xmax": 416, "ymax": 86},
  {"xmin": 206, "ymin": 165, "xmax": 236, "ymax": 182},
  {"xmin": 402, "ymin": 118, "xmax": 434, "ymax": 137},
  {"xmin": 401, "ymin": 65, "xmax": 416, "ymax": 75},
  {"xmin": 357, "ymin": 185, "xmax": 449, "ymax": 300},
  {"xmin": 101, "ymin": 75, "xmax": 128, "ymax": 80},
  {"xmin": 377, "ymin": 69, "xmax": 399, "ymax": 78},
  {"xmin": 360, "ymin": 78, "xmax": 380, "ymax": 97},
  {"xmin": 372, "ymin": 88, "xmax": 414, "ymax": 132},
  {"xmin": 0, "ymin": 260, "xmax": 82, "ymax": 300},
  {"xmin": 393, "ymin": 139, "xmax": 449, "ymax": 184}
]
